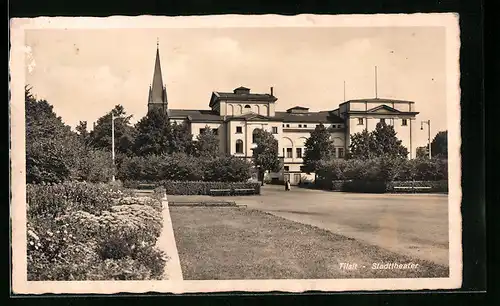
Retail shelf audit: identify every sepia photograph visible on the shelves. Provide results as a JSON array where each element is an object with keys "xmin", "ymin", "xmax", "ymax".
[{"xmin": 10, "ymin": 14, "xmax": 462, "ymax": 294}]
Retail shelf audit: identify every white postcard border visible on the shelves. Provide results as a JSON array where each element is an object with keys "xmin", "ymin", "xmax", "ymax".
[{"xmin": 10, "ymin": 13, "xmax": 462, "ymax": 294}]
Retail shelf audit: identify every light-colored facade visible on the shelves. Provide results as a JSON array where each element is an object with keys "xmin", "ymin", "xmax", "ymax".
[{"xmin": 148, "ymin": 46, "xmax": 419, "ymax": 185}]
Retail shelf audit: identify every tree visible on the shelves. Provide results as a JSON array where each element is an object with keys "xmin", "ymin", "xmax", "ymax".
[
  {"xmin": 89, "ymin": 105, "xmax": 136, "ymax": 155},
  {"xmin": 133, "ymin": 109, "xmax": 194, "ymax": 156},
  {"xmin": 165, "ymin": 121, "xmax": 194, "ymax": 155},
  {"xmin": 25, "ymin": 86, "xmax": 82, "ymax": 183},
  {"xmin": 371, "ymin": 122, "xmax": 409, "ymax": 159},
  {"xmin": 193, "ymin": 125, "xmax": 220, "ymax": 158},
  {"xmin": 349, "ymin": 122, "xmax": 409, "ymax": 160},
  {"xmin": 348, "ymin": 129, "xmax": 376, "ymax": 160},
  {"xmin": 431, "ymin": 130, "xmax": 448, "ymax": 159},
  {"xmin": 133, "ymin": 108, "xmax": 170, "ymax": 156},
  {"xmin": 303, "ymin": 123, "xmax": 336, "ymax": 180},
  {"xmin": 252, "ymin": 128, "xmax": 281, "ymax": 185}
]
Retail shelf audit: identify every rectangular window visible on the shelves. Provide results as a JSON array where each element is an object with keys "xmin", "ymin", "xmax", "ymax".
[
  {"xmin": 235, "ymin": 141, "xmax": 243, "ymax": 153},
  {"xmin": 298, "ymin": 124, "xmax": 302, "ymax": 128},
  {"xmin": 286, "ymin": 148, "xmax": 293, "ymax": 158},
  {"xmin": 282, "ymin": 148, "xmax": 285, "ymax": 157},
  {"xmin": 338, "ymin": 148, "xmax": 345, "ymax": 158},
  {"xmin": 304, "ymin": 124, "xmax": 307, "ymax": 128},
  {"xmin": 236, "ymin": 126, "xmax": 242, "ymax": 133},
  {"xmin": 199, "ymin": 128, "xmax": 206, "ymax": 134},
  {"xmin": 284, "ymin": 166, "xmax": 290, "ymax": 172},
  {"xmin": 296, "ymin": 148, "xmax": 302, "ymax": 158},
  {"xmin": 272, "ymin": 127, "xmax": 278, "ymax": 134},
  {"xmin": 380, "ymin": 118, "xmax": 385, "ymax": 124},
  {"xmin": 358, "ymin": 118, "xmax": 364, "ymax": 125},
  {"xmin": 402, "ymin": 119, "xmax": 408, "ymax": 126}
]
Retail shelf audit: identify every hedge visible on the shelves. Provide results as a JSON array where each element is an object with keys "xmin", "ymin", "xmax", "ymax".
[
  {"xmin": 117, "ymin": 153, "xmax": 252, "ymax": 183},
  {"xmin": 386, "ymin": 180, "xmax": 448, "ymax": 193},
  {"xmin": 308, "ymin": 179, "xmax": 448, "ymax": 193},
  {"xmin": 164, "ymin": 181, "xmax": 261, "ymax": 195}
]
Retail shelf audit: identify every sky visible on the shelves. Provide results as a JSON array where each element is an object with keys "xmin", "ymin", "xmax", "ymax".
[{"xmin": 25, "ymin": 26, "xmax": 447, "ymax": 148}]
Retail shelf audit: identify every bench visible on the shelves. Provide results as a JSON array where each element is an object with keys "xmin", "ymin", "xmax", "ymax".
[
  {"xmin": 233, "ymin": 188, "xmax": 256, "ymax": 195},
  {"xmin": 138, "ymin": 183, "xmax": 157, "ymax": 190},
  {"xmin": 209, "ymin": 189, "xmax": 231, "ymax": 196},
  {"xmin": 394, "ymin": 186, "xmax": 432, "ymax": 192}
]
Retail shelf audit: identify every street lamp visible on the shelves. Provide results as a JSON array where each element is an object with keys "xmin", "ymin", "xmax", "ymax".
[
  {"xmin": 111, "ymin": 113, "xmax": 123, "ymax": 182},
  {"xmin": 420, "ymin": 119, "xmax": 431, "ymax": 159}
]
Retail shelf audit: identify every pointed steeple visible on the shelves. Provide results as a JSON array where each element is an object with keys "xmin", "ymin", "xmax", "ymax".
[{"xmin": 148, "ymin": 40, "xmax": 168, "ymax": 113}]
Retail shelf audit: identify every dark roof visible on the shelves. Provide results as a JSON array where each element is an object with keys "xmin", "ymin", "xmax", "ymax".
[
  {"xmin": 168, "ymin": 109, "xmax": 345, "ymax": 124},
  {"xmin": 275, "ymin": 111, "xmax": 344, "ymax": 123},
  {"xmin": 234, "ymin": 86, "xmax": 250, "ymax": 91},
  {"xmin": 209, "ymin": 91, "xmax": 277, "ymax": 107},
  {"xmin": 341, "ymin": 98, "xmax": 415, "ymax": 105},
  {"xmin": 168, "ymin": 109, "xmax": 223, "ymax": 122},
  {"xmin": 287, "ymin": 106, "xmax": 309, "ymax": 111}
]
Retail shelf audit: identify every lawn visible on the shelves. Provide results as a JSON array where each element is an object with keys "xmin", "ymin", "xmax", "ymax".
[{"xmin": 169, "ymin": 207, "xmax": 449, "ymax": 280}]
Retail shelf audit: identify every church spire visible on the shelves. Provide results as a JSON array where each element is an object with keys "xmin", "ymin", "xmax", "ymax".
[{"xmin": 148, "ymin": 40, "xmax": 168, "ymax": 112}]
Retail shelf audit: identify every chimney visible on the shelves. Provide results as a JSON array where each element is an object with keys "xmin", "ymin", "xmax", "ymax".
[{"xmin": 270, "ymin": 86, "xmax": 274, "ymax": 96}]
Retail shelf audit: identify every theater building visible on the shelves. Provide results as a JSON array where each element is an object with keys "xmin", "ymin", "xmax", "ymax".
[{"xmin": 148, "ymin": 46, "xmax": 419, "ymax": 185}]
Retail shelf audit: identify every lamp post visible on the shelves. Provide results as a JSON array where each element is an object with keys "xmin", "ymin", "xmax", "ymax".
[
  {"xmin": 420, "ymin": 119, "xmax": 431, "ymax": 159},
  {"xmin": 111, "ymin": 113, "xmax": 122, "ymax": 182}
]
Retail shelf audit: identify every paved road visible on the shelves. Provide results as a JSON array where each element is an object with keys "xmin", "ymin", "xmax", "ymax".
[{"xmin": 168, "ymin": 185, "xmax": 449, "ymax": 266}]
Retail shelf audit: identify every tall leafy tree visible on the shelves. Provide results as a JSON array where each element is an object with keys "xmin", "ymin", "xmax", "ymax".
[
  {"xmin": 371, "ymin": 122, "xmax": 409, "ymax": 158},
  {"xmin": 349, "ymin": 129, "xmax": 376, "ymax": 160},
  {"xmin": 89, "ymin": 105, "xmax": 136, "ymax": 155},
  {"xmin": 252, "ymin": 128, "xmax": 281, "ymax": 185},
  {"xmin": 133, "ymin": 108, "xmax": 170, "ymax": 156},
  {"xmin": 25, "ymin": 86, "xmax": 81, "ymax": 183},
  {"xmin": 349, "ymin": 122, "xmax": 408, "ymax": 160},
  {"xmin": 303, "ymin": 123, "xmax": 336, "ymax": 180},
  {"xmin": 165, "ymin": 121, "xmax": 194, "ymax": 155},
  {"xmin": 133, "ymin": 109, "xmax": 194, "ymax": 156},
  {"xmin": 193, "ymin": 125, "xmax": 220, "ymax": 158},
  {"xmin": 431, "ymin": 130, "xmax": 448, "ymax": 159}
]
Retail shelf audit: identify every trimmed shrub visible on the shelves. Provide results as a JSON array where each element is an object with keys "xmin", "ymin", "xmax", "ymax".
[
  {"xmin": 203, "ymin": 155, "xmax": 253, "ymax": 182},
  {"xmin": 163, "ymin": 181, "xmax": 260, "ymax": 195},
  {"xmin": 118, "ymin": 154, "xmax": 252, "ymax": 183}
]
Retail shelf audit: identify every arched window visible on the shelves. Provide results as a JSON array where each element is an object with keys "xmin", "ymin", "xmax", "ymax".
[
  {"xmin": 244, "ymin": 104, "xmax": 251, "ymax": 109},
  {"xmin": 235, "ymin": 139, "xmax": 243, "ymax": 153}
]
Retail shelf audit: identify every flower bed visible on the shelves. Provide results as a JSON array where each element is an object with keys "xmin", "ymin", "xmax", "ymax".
[{"xmin": 27, "ymin": 181, "xmax": 167, "ymax": 281}]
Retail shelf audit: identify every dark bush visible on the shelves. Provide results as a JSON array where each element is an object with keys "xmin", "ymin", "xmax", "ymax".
[{"xmin": 203, "ymin": 155, "xmax": 253, "ymax": 182}]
